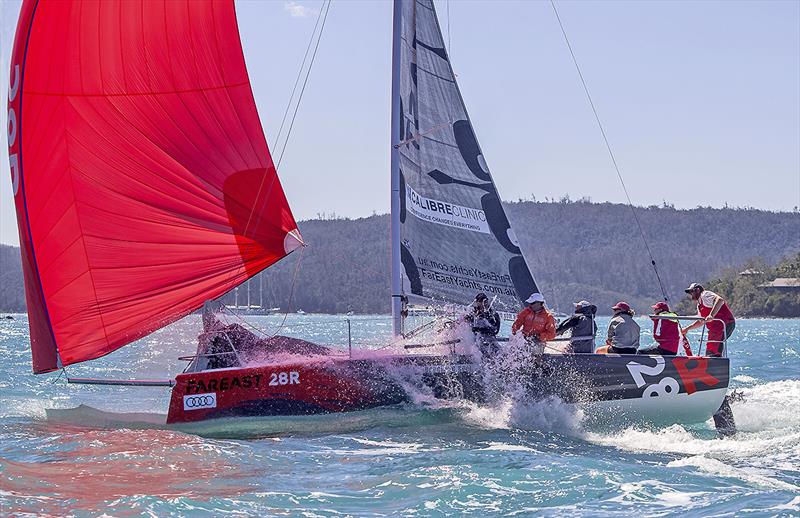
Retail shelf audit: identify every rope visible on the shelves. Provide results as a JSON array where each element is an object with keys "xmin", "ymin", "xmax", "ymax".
[
  {"xmin": 51, "ymin": 367, "xmax": 67, "ymax": 384},
  {"xmin": 549, "ymin": 0, "xmax": 670, "ymax": 303}
]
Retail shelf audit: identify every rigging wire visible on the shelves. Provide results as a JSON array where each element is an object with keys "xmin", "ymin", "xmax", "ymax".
[
  {"xmin": 270, "ymin": 1, "xmax": 328, "ymax": 153},
  {"xmin": 224, "ymin": 245, "xmax": 307, "ymax": 340},
  {"xmin": 261, "ymin": 244, "xmax": 306, "ymax": 338},
  {"xmin": 216, "ymin": 1, "xmax": 330, "ymax": 326},
  {"xmin": 549, "ymin": 0, "xmax": 670, "ymax": 302},
  {"xmin": 446, "ymin": 0, "xmax": 451, "ymax": 55},
  {"xmin": 51, "ymin": 367, "xmax": 67, "ymax": 384},
  {"xmin": 276, "ymin": 0, "xmax": 332, "ymax": 170},
  {"xmin": 244, "ymin": 0, "xmax": 330, "ymax": 239}
]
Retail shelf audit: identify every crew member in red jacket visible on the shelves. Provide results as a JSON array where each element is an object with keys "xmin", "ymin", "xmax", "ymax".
[{"xmin": 681, "ymin": 283, "xmax": 736, "ymax": 357}]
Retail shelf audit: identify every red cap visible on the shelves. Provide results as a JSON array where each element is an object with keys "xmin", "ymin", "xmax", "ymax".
[
  {"xmin": 651, "ymin": 301, "xmax": 670, "ymax": 312},
  {"xmin": 611, "ymin": 301, "xmax": 632, "ymax": 312}
]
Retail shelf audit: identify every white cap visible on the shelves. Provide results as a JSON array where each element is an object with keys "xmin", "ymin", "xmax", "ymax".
[
  {"xmin": 525, "ymin": 293, "xmax": 545, "ymax": 304},
  {"xmin": 575, "ymin": 300, "xmax": 591, "ymax": 308}
]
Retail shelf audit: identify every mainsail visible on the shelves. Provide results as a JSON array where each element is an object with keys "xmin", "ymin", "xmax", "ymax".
[
  {"xmin": 391, "ymin": 0, "xmax": 538, "ymax": 328},
  {"xmin": 7, "ymin": 0, "xmax": 301, "ymax": 373}
]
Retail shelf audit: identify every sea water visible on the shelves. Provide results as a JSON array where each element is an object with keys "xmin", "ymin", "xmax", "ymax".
[{"xmin": 0, "ymin": 314, "xmax": 798, "ymax": 516}]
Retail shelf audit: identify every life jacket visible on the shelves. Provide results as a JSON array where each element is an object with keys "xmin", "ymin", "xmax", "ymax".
[
  {"xmin": 512, "ymin": 307, "xmax": 556, "ymax": 342},
  {"xmin": 651, "ymin": 311, "xmax": 680, "ymax": 354}
]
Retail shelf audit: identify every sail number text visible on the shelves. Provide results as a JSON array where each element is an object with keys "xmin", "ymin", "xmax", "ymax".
[
  {"xmin": 626, "ymin": 357, "xmax": 680, "ymax": 397},
  {"xmin": 269, "ymin": 371, "xmax": 300, "ymax": 386},
  {"xmin": 8, "ymin": 64, "xmax": 20, "ymax": 195}
]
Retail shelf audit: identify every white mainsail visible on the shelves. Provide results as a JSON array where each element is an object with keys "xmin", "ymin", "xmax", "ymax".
[{"xmin": 391, "ymin": 0, "xmax": 539, "ymax": 334}]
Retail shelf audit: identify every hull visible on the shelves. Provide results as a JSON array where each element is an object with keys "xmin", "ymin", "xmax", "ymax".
[{"xmin": 167, "ymin": 353, "xmax": 729, "ymax": 426}]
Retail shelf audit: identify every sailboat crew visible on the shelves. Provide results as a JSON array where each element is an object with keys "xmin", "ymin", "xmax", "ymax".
[
  {"xmin": 555, "ymin": 300, "xmax": 597, "ymax": 353},
  {"xmin": 511, "ymin": 293, "xmax": 556, "ymax": 345},
  {"xmin": 596, "ymin": 302, "xmax": 640, "ymax": 354},
  {"xmin": 681, "ymin": 283, "xmax": 736, "ymax": 357},
  {"xmin": 464, "ymin": 293, "xmax": 501, "ymax": 357},
  {"xmin": 640, "ymin": 301, "xmax": 680, "ymax": 355}
]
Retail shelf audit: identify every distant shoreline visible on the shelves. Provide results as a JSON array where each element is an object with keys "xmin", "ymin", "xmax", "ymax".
[{"xmin": 2, "ymin": 312, "xmax": 799, "ymax": 321}]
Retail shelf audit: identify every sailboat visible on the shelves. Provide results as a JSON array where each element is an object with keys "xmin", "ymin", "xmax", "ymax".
[{"xmin": 7, "ymin": 0, "xmax": 731, "ymax": 430}]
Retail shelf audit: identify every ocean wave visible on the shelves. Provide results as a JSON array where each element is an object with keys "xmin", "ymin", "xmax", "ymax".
[{"xmin": 667, "ymin": 456, "xmax": 800, "ymax": 492}]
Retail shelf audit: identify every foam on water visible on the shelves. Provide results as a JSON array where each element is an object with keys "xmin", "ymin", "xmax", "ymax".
[
  {"xmin": 772, "ymin": 495, "xmax": 800, "ymax": 512},
  {"xmin": 579, "ymin": 379, "xmax": 800, "ymax": 500},
  {"xmin": 584, "ymin": 379, "xmax": 800, "ymax": 454},
  {"xmin": 666, "ymin": 456, "xmax": 799, "ymax": 492}
]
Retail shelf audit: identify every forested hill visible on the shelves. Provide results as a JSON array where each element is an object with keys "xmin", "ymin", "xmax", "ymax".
[{"xmin": 1, "ymin": 202, "xmax": 798, "ymax": 315}]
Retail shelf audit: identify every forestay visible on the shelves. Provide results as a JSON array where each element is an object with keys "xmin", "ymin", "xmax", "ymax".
[
  {"xmin": 394, "ymin": 0, "xmax": 538, "ymax": 313},
  {"xmin": 8, "ymin": 0, "xmax": 301, "ymax": 373}
]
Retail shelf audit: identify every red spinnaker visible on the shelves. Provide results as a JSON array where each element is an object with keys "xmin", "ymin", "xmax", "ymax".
[{"xmin": 7, "ymin": 0, "xmax": 301, "ymax": 373}]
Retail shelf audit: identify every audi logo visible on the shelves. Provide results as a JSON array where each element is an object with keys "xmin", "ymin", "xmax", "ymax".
[{"xmin": 184, "ymin": 395, "xmax": 215, "ymax": 408}]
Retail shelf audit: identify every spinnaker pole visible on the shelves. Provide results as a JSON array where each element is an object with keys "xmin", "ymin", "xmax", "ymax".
[{"xmin": 390, "ymin": 0, "xmax": 404, "ymax": 337}]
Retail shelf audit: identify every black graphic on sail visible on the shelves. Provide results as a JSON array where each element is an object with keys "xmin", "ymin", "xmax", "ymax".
[{"xmin": 396, "ymin": 0, "xmax": 537, "ymax": 311}]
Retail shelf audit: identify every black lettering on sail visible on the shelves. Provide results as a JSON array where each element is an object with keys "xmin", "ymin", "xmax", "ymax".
[
  {"xmin": 401, "ymin": 244, "xmax": 423, "ymax": 295},
  {"xmin": 453, "ymin": 120, "xmax": 491, "ymax": 182}
]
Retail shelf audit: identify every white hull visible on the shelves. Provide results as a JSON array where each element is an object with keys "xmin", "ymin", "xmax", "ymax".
[{"xmin": 578, "ymin": 387, "xmax": 728, "ymax": 427}]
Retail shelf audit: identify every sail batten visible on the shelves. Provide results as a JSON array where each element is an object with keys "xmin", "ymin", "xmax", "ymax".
[
  {"xmin": 8, "ymin": 0, "xmax": 300, "ymax": 373},
  {"xmin": 394, "ymin": 0, "xmax": 538, "ymax": 314}
]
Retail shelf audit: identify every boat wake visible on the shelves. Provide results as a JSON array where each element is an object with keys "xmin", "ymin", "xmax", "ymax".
[
  {"xmin": 43, "ymin": 403, "xmax": 464, "ymax": 439},
  {"xmin": 581, "ymin": 379, "xmax": 800, "ymax": 492},
  {"xmin": 46, "ymin": 405, "xmax": 168, "ymax": 429},
  {"xmin": 457, "ymin": 396, "xmax": 586, "ymax": 435}
]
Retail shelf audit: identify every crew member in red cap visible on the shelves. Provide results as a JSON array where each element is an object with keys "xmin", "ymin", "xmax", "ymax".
[
  {"xmin": 596, "ymin": 301, "xmax": 640, "ymax": 354},
  {"xmin": 681, "ymin": 283, "xmax": 735, "ymax": 357},
  {"xmin": 645, "ymin": 301, "xmax": 680, "ymax": 355}
]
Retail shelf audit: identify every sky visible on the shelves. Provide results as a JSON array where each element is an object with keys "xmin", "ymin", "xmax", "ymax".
[{"xmin": 0, "ymin": 0, "xmax": 798, "ymax": 246}]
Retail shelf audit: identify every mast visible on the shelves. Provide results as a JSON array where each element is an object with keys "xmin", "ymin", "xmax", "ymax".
[{"xmin": 390, "ymin": 0, "xmax": 404, "ymax": 337}]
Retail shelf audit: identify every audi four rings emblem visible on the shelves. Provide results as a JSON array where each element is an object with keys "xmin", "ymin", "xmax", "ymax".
[{"xmin": 183, "ymin": 392, "xmax": 217, "ymax": 411}]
